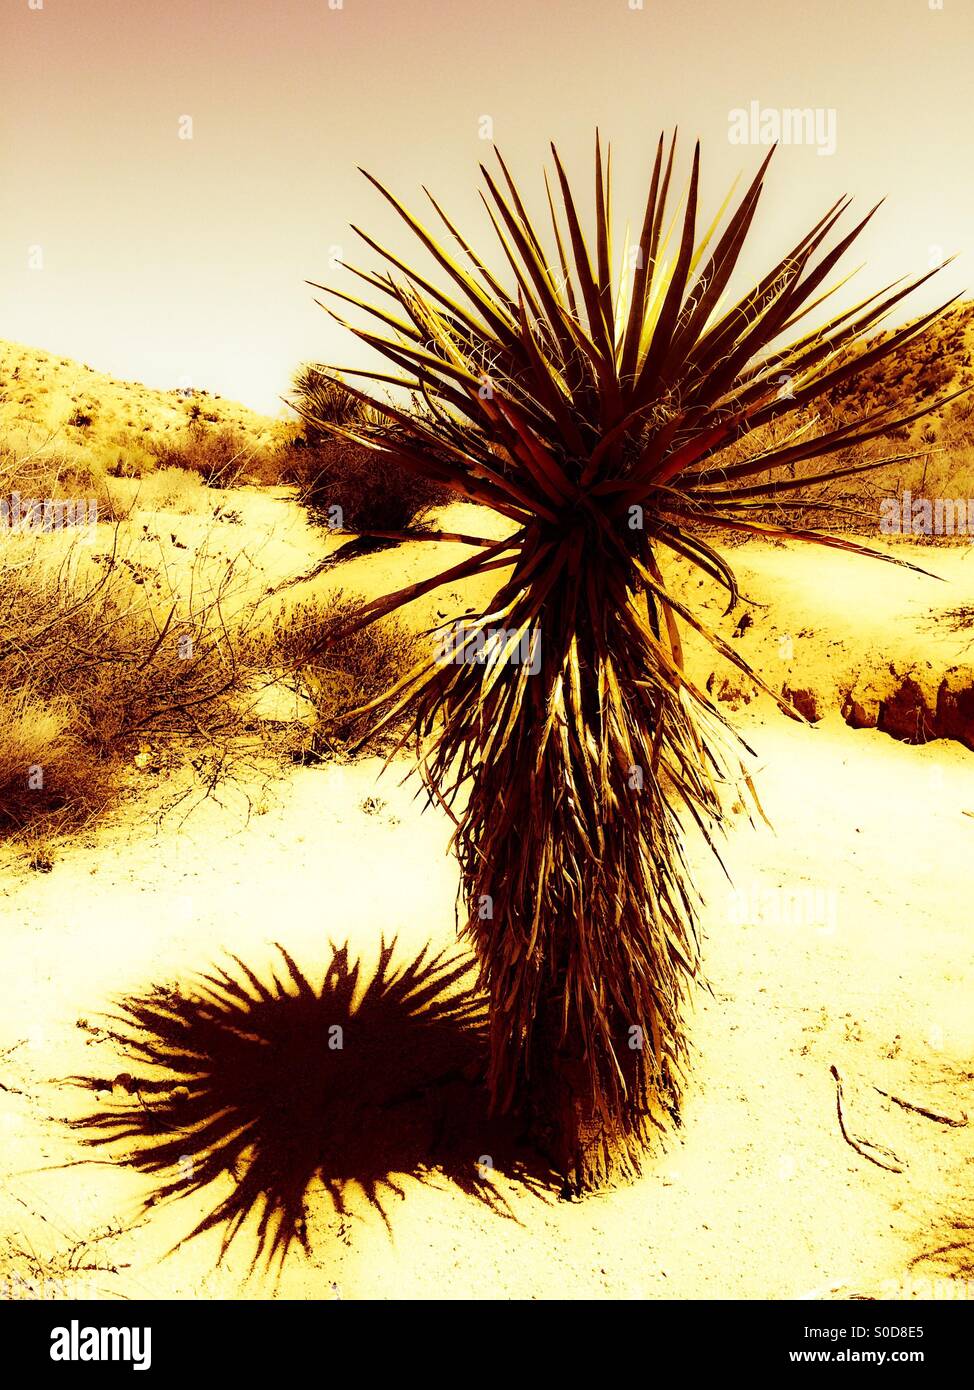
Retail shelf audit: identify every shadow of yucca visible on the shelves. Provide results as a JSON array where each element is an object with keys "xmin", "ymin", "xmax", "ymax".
[{"xmin": 70, "ymin": 941, "xmax": 551, "ymax": 1269}]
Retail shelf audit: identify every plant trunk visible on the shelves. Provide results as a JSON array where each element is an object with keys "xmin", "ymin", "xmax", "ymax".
[
  {"xmin": 525, "ymin": 994, "xmax": 672, "ymax": 1194},
  {"xmin": 460, "ymin": 548, "xmax": 702, "ymax": 1197}
]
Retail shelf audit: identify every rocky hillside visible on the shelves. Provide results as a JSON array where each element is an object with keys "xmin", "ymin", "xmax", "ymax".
[
  {"xmin": 825, "ymin": 300, "xmax": 974, "ymax": 445},
  {"xmin": 0, "ymin": 339, "xmax": 284, "ymax": 479}
]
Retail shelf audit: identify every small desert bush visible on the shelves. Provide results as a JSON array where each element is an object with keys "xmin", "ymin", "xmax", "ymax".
[
  {"xmin": 281, "ymin": 436, "xmax": 451, "ymax": 532},
  {"xmin": 0, "ymin": 531, "xmax": 423, "ymax": 840},
  {"xmin": 259, "ymin": 592, "xmax": 423, "ymax": 748},
  {"xmin": 0, "ymin": 687, "xmax": 112, "ymax": 838},
  {"xmin": 91, "ymin": 435, "xmax": 156, "ymax": 480},
  {"xmin": 0, "ymin": 537, "xmax": 267, "ymax": 837},
  {"xmin": 286, "ymin": 365, "xmax": 451, "ymax": 531},
  {"xmin": 149, "ymin": 424, "xmax": 257, "ymax": 487},
  {"xmin": 0, "ymin": 437, "xmax": 125, "ymax": 523}
]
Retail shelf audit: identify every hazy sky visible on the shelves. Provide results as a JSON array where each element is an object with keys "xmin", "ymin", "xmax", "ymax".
[{"xmin": 2, "ymin": 0, "xmax": 971, "ymax": 415}]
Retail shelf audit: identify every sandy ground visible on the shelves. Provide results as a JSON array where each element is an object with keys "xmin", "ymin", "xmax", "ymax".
[{"xmin": 0, "ymin": 492, "xmax": 972, "ymax": 1301}]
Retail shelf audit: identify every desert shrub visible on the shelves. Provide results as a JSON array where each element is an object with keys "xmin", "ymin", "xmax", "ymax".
[
  {"xmin": 260, "ymin": 592, "xmax": 423, "ymax": 748},
  {"xmin": 0, "ymin": 528, "xmax": 420, "ymax": 840},
  {"xmin": 95, "ymin": 438, "xmax": 155, "ymax": 479},
  {"xmin": 286, "ymin": 365, "xmax": 451, "ymax": 531},
  {"xmin": 232, "ymin": 435, "xmax": 295, "ymax": 488},
  {"xmin": 0, "ymin": 538, "xmax": 268, "ymax": 837},
  {"xmin": 149, "ymin": 424, "xmax": 250, "ymax": 486},
  {"xmin": 0, "ymin": 437, "xmax": 127, "ymax": 524},
  {"xmin": 0, "ymin": 686, "xmax": 114, "ymax": 836},
  {"xmin": 940, "ymin": 390, "xmax": 974, "ymax": 451},
  {"xmin": 149, "ymin": 422, "xmax": 291, "ymax": 490},
  {"xmin": 281, "ymin": 436, "xmax": 450, "ymax": 532}
]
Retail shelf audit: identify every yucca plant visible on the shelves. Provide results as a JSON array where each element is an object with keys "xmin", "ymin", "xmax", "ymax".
[
  {"xmin": 307, "ymin": 134, "xmax": 961, "ymax": 1190},
  {"xmin": 293, "ymin": 364, "xmax": 370, "ymax": 437}
]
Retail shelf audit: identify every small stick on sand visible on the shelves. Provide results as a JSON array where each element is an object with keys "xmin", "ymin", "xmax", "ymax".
[
  {"xmin": 873, "ymin": 1087, "xmax": 968, "ymax": 1128},
  {"xmin": 830, "ymin": 1065, "xmax": 905, "ymax": 1173}
]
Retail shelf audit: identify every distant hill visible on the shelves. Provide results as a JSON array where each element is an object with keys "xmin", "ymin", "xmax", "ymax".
[
  {"xmin": 0, "ymin": 339, "xmax": 283, "ymax": 477},
  {"xmin": 824, "ymin": 300, "xmax": 974, "ymax": 444}
]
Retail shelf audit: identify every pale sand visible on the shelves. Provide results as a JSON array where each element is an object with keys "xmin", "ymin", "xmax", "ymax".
[{"xmin": 0, "ymin": 492, "xmax": 971, "ymax": 1301}]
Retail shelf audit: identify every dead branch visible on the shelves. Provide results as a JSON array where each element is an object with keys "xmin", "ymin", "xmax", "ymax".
[
  {"xmin": 830, "ymin": 1065, "xmax": 905, "ymax": 1173},
  {"xmin": 873, "ymin": 1087, "xmax": 968, "ymax": 1128}
]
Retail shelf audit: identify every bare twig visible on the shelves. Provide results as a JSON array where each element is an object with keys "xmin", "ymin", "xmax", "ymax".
[
  {"xmin": 873, "ymin": 1087, "xmax": 968, "ymax": 1128},
  {"xmin": 830, "ymin": 1065, "xmax": 905, "ymax": 1173}
]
